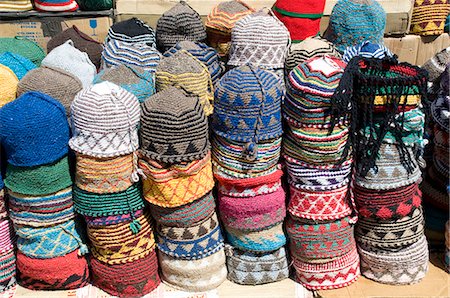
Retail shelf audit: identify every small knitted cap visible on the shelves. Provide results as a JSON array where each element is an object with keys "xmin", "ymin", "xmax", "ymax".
[
  {"xmin": 0, "ymin": 52, "xmax": 35, "ymax": 80},
  {"xmin": 41, "ymin": 40, "xmax": 96, "ymax": 88},
  {"xmin": 77, "ymin": 0, "xmax": 112, "ymax": 11},
  {"xmin": 0, "ymin": 37, "xmax": 46, "ymax": 66},
  {"xmin": 212, "ymin": 65, "xmax": 283, "ymax": 143},
  {"xmin": 343, "ymin": 41, "xmax": 394, "ymax": 63},
  {"xmin": 33, "ymin": 0, "xmax": 78, "ymax": 12},
  {"xmin": 156, "ymin": 1, "xmax": 207, "ymax": 52},
  {"xmin": 0, "ymin": 64, "xmax": 18, "ymax": 108},
  {"xmin": 140, "ymin": 86, "xmax": 209, "ymax": 163},
  {"xmin": 0, "ymin": 91, "xmax": 69, "ymax": 167},
  {"xmin": 93, "ymin": 64, "xmax": 155, "ymax": 103},
  {"xmin": 410, "ymin": 0, "xmax": 450, "ymax": 36},
  {"xmin": 0, "ymin": 0, "xmax": 32, "ymax": 11},
  {"xmin": 328, "ymin": 0, "xmax": 386, "ymax": 53},
  {"xmin": 422, "ymin": 47, "xmax": 450, "ymax": 82},
  {"xmin": 17, "ymin": 66, "xmax": 83, "ymax": 117},
  {"xmin": 69, "ymin": 82, "xmax": 140, "ymax": 158},
  {"xmin": 205, "ymin": 0, "xmax": 255, "ymax": 34},
  {"xmin": 47, "ymin": 26, "xmax": 103, "ymax": 69},
  {"xmin": 228, "ymin": 10, "xmax": 290, "ymax": 69},
  {"xmin": 107, "ymin": 17, "xmax": 156, "ymax": 48}
]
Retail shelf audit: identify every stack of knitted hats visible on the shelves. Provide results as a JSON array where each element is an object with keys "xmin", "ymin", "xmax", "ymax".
[
  {"xmin": 70, "ymin": 82, "xmax": 160, "ymax": 297},
  {"xmin": 0, "ymin": 0, "xmax": 32, "ymax": 11},
  {"xmin": 139, "ymin": 86, "xmax": 226, "ymax": 292},
  {"xmin": 33, "ymin": 0, "xmax": 79, "ymax": 12},
  {"xmin": 212, "ymin": 65, "xmax": 289, "ymax": 285},
  {"xmin": 331, "ymin": 56, "xmax": 429, "ymax": 285},
  {"xmin": 0, "ymin": 91, "xmax": 89, "ymax": 290},
  {"xmin": 410, "ymin": 0, "xmax": 450, "ymax": 36},
  {"xmin": 283, "ymin": 55, "xmax": 360, "ymax": 290}
]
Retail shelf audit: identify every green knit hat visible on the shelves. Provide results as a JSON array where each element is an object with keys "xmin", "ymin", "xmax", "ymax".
[
  {"xmin": 76, "ymin": 0, "xmax": 112, "ymax": 10},
  {"xmin": 0, "ymin": 37, "xmax": 46, "ymax": 66}
]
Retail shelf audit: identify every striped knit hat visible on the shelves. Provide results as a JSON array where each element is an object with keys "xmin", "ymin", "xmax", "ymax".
[
  {"xmin": 107, "ymin": 17, "xmax": 156, "ymax": 48},
  {"xmin": 33, "ymin": 0, "xmax": 78, "ymax": 11},
  {"xmin": 422, "ymin": 47, "xmax": 450, "ymax": 82},
  {"xmin": 69, "ymin": 82, "xmax": 140, "ymax": 158},
  {"xmin": 0, "ymin": 64, "xmax": 18, "ymax": 108},
  {"xmin": 327, "ymin": 0, "xmax": 386, "ymax": 53},
  {"xmin": 0, "ymin": 0, "xmax": 32, "ymax": 11},
  {"xmin": 343, "ymin": 41, "xmax": 394, "ymax": 63},
  {"xmin": 156, "ymin": 1, "xmax": 207, "ymax": 52},
  {"xmin": 0, "ymin": 219, "xmax": 14, "ymax": 253},
  {"xmin": 410, "ymin": 0, "xmax": 450, "ymax": 36},
  {"xmin": 0, "ymin": 52, "xmax": 35, "ymax": 80},
  {"xmin": 0, "ymin": 36, "xmax": 45, "ymax": 66},
  {"xmin": 0, "ymin": 249, "xmax": 16, "ymax": 292},
  {"xmin": 228, "ymin": 10, "xmax": 290, "ymax": 69}
]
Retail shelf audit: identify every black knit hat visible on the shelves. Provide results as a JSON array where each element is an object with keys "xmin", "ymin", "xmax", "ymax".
[{"xmin": 107, "ymin": 17, "xmax": 156, "ymax": 48}]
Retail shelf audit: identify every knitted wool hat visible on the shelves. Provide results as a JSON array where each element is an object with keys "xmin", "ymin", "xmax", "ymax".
[
  {"xmin": 34, "ymin": 0, "xmax": 78, "ymax": 11},
  {"xmin": 157, "ymin": 212, "xmax": 224, "ymax": 260},
  {"xmin": 358, "ymin": 235, "xmax": 429, "ymax": 285},
  {"xmin": 8, "ymin": 188, "xmax": 75, "ymax": 227},
  {"xmin": 150, "ymin": 191, "xmax": 216, "ymax": 227},
  {"xmin": 164, "ymin": 41, "xmax": 224, "ymax": 85},
  {"xmin": 272, "ymin": 0, "xmax": 326, "ymax": 42},
  {"xmin": 218, "ymin": 187, "xmax": 286, "ymax": 232},
  {"xmin": 93, "ymin": 64, "xmax": 155, "ymax": 103},
  {"xmin": 327, "ymin": 0, "xmax": 386, "ymax": 53},
  {"xmin": 0, "ymin": 52, "xmax": 35, "ymax": 80},
  {"xmin": 101, "ymin": 39, "xmax": 162, "ymax": 73},
  {"xmin": 70, "ymin": 82, "xmax": 140, "ymax": 158},
  {"xmin": 0, "ymin": 91, "xmax": 69, "ymax": 167},
  {"xmin": 422, "ymin": 47, "xmax": 450, "ymax": 82},
  {"xmin": 431, "ymin": 95, "xmax": 450, "ymax": 132},
  {"xmin": 158, "ymin": 248, "xmax": 227, "ymax": 292},
  {"xmin": 91, "ymin": 249, "xmax": 161, "ymax": 298},
  {"xmin": 156, "ymin": 1, "xmax": 207, "ymax": 52},
  {"xmin": 17, "ymin": 66, "xmax": 83, "ymax": 117},
  {"xmin": 0, "ymin": 64, "xmax": 18, "ymax": 108},
  {"xmin": 0, "ymin": 0, "xmax": 32, "ymax": 11},
  {"xmin": 4, "ymin": 156, "xmax": 72, "ymax": 196},
  {"xmin": 41, "ymin": 40, "xmax": 96, "ymax": 88},
  {"xmin": 0, "ymin": 37, "xmax": 45, "ymax": 66},
  {"xmin": 75, "ymin": 0, "xmax": 112, "ymax": 11},
  {"xmin": 107, "ymin": 18, "xmax": 156, "ymax": 48},
  {"xmin": 16, "ymin": 249, "xmax": 89, "ymax": 290},
  {"xmin": 0, "ymin": 220, "xmax": 14, "ymax": 253},
  {"xmin": 410, "ymin": 0, "xmax": 450, "ymax": 36},
  {"xmin": 0, "ymin": 250, "xmax": 16, "ymax": 293},
  {"xmin": 139, "ymin": 86, "xmax": 209, "ymax": 163},
  {"xmin": 225, "ymin": 245, "xmax": 289, "ymax": 285},
  {"xmin": 228, "ymin": 11, "xmax": 290, "ymax": 69},
  {"xmin": 47, "ymin": 26, "xmax": 103, "ymax": 69},
  {"xmin": 212, "ymin": 65, "xmax": 283, "ymax": 143},
  {"xmin": 285, "ymin": 37, "xmax": 341, "ymax": 74},
  {"xmin": 293, "ymin": 247, "xmax": 360, "ymax": 290},
  {"xmin": 343, "ymin": 41, "xmax": 394, "ymax": 63},
  {"xmin": 85, "ymin": 210, "xmax": 144, "ymax": 227}
]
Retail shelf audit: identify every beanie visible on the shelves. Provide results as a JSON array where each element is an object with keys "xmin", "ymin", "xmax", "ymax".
[
  {"xmin": 0, "ymin": 0, "xmax": 32, "ymax": 11},
  {"xmin": 33, "ymin": 0, "xmax": 78, "ymax": 12},
  {"xmin": 343, "ymin": 41, "xmax": 394, "ymax": 63},
  {"xmin": 0, "ymin": 36, "xmax": 45, "ymax": 66},
  {"xmin": 107, "ymin": 17, "xmax": 156, "ymax": 48},
  {"xmin": 41, "ymin": 40, "xmax": 96, "ymax": 88},
  {"xmin": 76, "ymin": 0, "xmax": 112, "ymax": 11},
  {"xmin": 410, "ymin": 0, "xmax": 450, "ymax": 36},
  {"xmin": 0, "ymin": 91, "xmax": 69, "ymax": 167},
  {"xmin": 422, "ymin": 47, "xmax": 450, "ymax": 82},
  {"xmin": 0, "ymin": 52, "xmax": 35, "ymax": 80},
  {"xmin": 0, "ymin": 64, "xmax": 18, "ymax": 108}
]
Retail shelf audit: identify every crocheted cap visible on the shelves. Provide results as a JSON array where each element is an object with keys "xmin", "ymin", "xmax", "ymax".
[
  {"xmin": 17, "ymin": 66, "xmax": 83, "ymax": 117},
  {"xmin": 107, "ymin": 17, "xmax": 156, "ymax": 48},
  {"xmin": 422, "ymin": 47, "xmax": 450, "ymax": 82},
  {"xmin": 0, "ymin": 37, "xmax": 46, "ymax": 66},
  {"xmin": 0, "ymin": 64, "xmax": 18, "ymax": 108},
  {"xmin": 228, "ymin": 10, "xmax": 290, "ymax": 69},
  {"xmin": 33, "ymin": 0, "xmax": 78, "ymax": 12},
  {"xmin": 47, "ymin": 26, "xmax": 104, "ymax": 69},
  {"xmin": 343, "ymin": 41, "xmax": 394, "ymax": 63},
  {"xmin": 0, "ymin": 91, "xmax": 69, "ymax": 167},
  {"xmin": 156, "ymin": 1, "xmax": 207, "ymax": 52},
  {"xmin": 328, "ymin": 0, "xmax": 386, "ymax": 53},
  {"xmin": 0, "ymin": 0, "xmax": 32, "ymax": 11},
  {"xmin": 41, "ymin": 40, "xmax": 96, "ymax": 88},
  {"xmin": 140, "ymin": 86, "xmax": 209, "ymax": 164},
  {"xmin": 410, "ymin": 0, "xmax": 450, "ymax": 36},
  {"xmin": 212, "ymin": 65, "xmax": 283, "ymax": 144},
  {"xmin": 76, "ymin": 0, "xmax": 112, "ymax": 11},
  {"xmin": 205, "ymin": 1, "xmax": 255, "ymax": 34},
  {"xmin": 0, "ymin": 52, "xmax": 35, "ymax": 80},
  {"xmin": 69, "ymin": 82, "xmax": 140, "ymax": 158}
]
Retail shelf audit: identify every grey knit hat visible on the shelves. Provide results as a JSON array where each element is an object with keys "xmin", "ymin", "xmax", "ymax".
[
  {"xmin": 156, "ymin": 1, "xmax": 207, "ymax": 52},
  {"xmin": 139, "ymin": 86, "xmax": 210, "ymax": 164},
  {"xmin": 422, "ymin": 46, "xmax": 450, "ymax": 82}
]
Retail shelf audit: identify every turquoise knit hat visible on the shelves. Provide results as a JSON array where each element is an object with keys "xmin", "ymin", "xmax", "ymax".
[
  {"xmin": 0, "ymin": 37, "xmax": 45, "ymax": 66},
  {"xmin": 0, "ymin": 52, "xmax": 36, "ymax": 80}
]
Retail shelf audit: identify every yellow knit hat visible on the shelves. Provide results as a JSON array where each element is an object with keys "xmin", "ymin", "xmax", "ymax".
[{"xmin": 0, "ymin": 64, "xmax": 19, "ymax": 108}]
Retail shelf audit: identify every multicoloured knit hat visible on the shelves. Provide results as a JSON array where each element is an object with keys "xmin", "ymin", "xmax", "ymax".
[
  {"xmin": 272, "ymin": 0, "xmax": 326, "ymax": 42},
  {"xmin": 0, "ymin": 52, "xmax": 35, "ymax": 80},
  {"xmin": 158, "ymin": 248, "xmax": 226, "ymax": 292},
  {"xmin": 107, "ymin": 17, "xmax": 156, "ymax": 48},
  {"xmin": 0, "ymin": 0, "xmax": 32, "ymax": 11},
  {"xmin": 422, "ymin": 47, "xmax": 450, "ymax": 83},
  {"xmin": 91, "ymin": 249, "xmax": 160, "ymax": 298},
  {"xmin": 228, "ymin": 10, "xmax": 290, "ymax": 69},
  {"xmin": 17, "ymin": 249, "xmax": 89, "ymax": 290},
  {"xmin": 0, "ymin": 37, "xmax": 45, "ymax": 66},
  {"xmin": 410, "ymin": 0, "xmax": 450, "ymax": 35},
  {"xmin": 85, "ymin": 210, "xmax": 144, "ymax": 227},
  {"xmin": 156, "ymin": 50, "xmax": 214, "ymax": 115},
  {"xmin": 47, "ymin": 26, "xmax": 104, "ymax": 69},
  {"xmin": 0, "ymin": 91, "xmax": 69, "ymax": 167},
  {"xmin": 93, "ymin": 64, "xmax": 154, "ymax": 103},
  {"xmin": 0, "ymin": 190, "xmax": 7, "ymax": 220},
  {"xmin": 139, "ymin": 86, "xmax": 209, "ymax": 164},
  {"xmin": 34, "ymin": 0, "xmax": 78, "ymax": 11},
  {"xmin": 212, "ymin": 65, "xmax": 283, "ymax": 143},
  {"xmin": 225, "ymin": 245, "xmax": 289, "ymax": 285},
  {"xmin": 0, "ymin": 220, "xmax": 14, "ymax": 253},
  {"xmin": 69, "ymin": 82, "xmax": 140, "ymax": 158},
  {"xmin": 0, "ymin": 250, "xmax": 16, "ymax": 292},
  {"xmin": 343, "ymin": 41, "xmax": 394, "ymax": 63},
  {"xmin": 41, "ymin": 40, "xmax": 95, "ymax": 88},
  {"xmin": 156, "ymin": 1, "xmax": 207, "ymax": 52},
  {"xmin": 0, "ymin": 64, "xmax": 18, "ymax": 108}
]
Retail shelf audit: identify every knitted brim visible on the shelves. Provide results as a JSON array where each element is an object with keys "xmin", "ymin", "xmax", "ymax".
[
  {"xmin": 158, "ymin": 248, "xmax": 227, "ymax": 292},
  {"xmin": 0, "ymin": 37, "xmax": 46, "ymax": 66},
  {"xmin": 0, "ymin": 250, "xmax": 16, "ymax": 293},
  {"xmin": 410, "ymin": 0, "xmax": 450, "ymax": 36},
  {"xmin": 0, "ymin": 52, "xmax": 36, "ymax": 80},
  {"xmin": 225, "ymin": 245, "xmax": 289, "ymax": 285},
  {"xmin": 33, "ymin": 0, "xmax": 78, "ymax": 12},
  {"xmin": 358, "ymin": 235, "xmax": 429, "ymax": 285},
  {"xmin": 107, "ymin": 18, "xmax": 156, "ymax": 48},
  {"xmin": 85, "ymin": 209, "xmax": 144, "ymax": 227},
  {"xmin": 17, "ymin": 249, "xmax": 89, "ymax": 290},
  {"xmin": 5, "ymin": 155, "xmax": 72, "ymax": 196},
  {"xmin": 0, "ymin": 220, "xmax": 14, "ymax": 253},
  {"xmin": 0, "ymin": 64, "xmax": 18, "ymax": 108},
  {"xmin": 91, "ymin": 249, "xmax": 161, "ymax": 298}
]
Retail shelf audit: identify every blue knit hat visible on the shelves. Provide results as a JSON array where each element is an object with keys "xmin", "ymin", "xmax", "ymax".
[
  {"xmin": 343, "ymin": 41, "xmax": 394, "ymax": 63},
  {"xmin": 0, "ymin": 91, "xmax": 69, "ymax": 167},
  {"xmin": 328, "ymin": 0, "xmax": 386, "ymax": 53},
  {"xmin": 0, "ymin": 52, "xmax": 36, "ymax": 80}
]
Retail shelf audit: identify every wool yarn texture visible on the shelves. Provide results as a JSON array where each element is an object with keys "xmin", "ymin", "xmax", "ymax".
[
  {"xmin": 91, "ymin": 249, "xmax": 160, "ymax": 298},
  {"xmin": 16, "ymin": 249, "xmax": 89, "ymax": 290},
  {"xmin": 33, "ymin": 0, "xmax": 78, "ymax": 11},
  {"xmin": 107, "ymin": 18, "xmax": 156, "ymax": 48},
  {"xmin": 0, "ymin": 250, "xmax": 16, "ymax": 292},
  {"xmin": 76, "ymin": 0, "xmax": 112, "ymax": 11},
  {"xmin": 0, "ymin": 52, "xmax": 35, "ymax": 80},
  {"xmin": 156, "ymin": 1, "xmax": 207, "ymax": 52},
  {"xmin": 70, "ymin": 82, "xmax": 140, "ymax": 158},
  {"xmin": 47, "ymin": 26, "xmax": 103, "ymax": 69},
  {"xmin": 0, "ymin": 0, "xmax": 32, "ymax": 11},
  {"xmin": 431, "ymin": 94, "xmax": 450, "ymax": 131},
  {"xmin": 0, "ymin": 91, "xmax": 69, "ymax": 167},
  {"xmin": 410, "ymin": 0, "xmax": 450, "ymax": 35},
  {"xmin": 0, "ymin": 64, "xmax": 18, "ymax": 108},
  {"xmin": 85, "ymin": 210, "xmax": 144, "ymax": 227},
  {"xmin": 0, "ymin": 37, "xmax": 45, "ymax": 66},
  {"xmin": 93, "ymin": 64, "xmax": 155, "ymax": 103},
  {"xmin": 0, "ymin": 190, "xmax": 7, "ymax": 220},
  {"xmin": 0, "ymin": 220, "xmax": 14, "ymax": 254},
  {"xmin": 342, "ymin": 41, "xmax": 394, "ymax": 63},
  {"xmin": 139, "ymin": 86, "xmax": 210, "ymax": 164},
  {"xmin": 422, "ymin": 47, "xmax": 450, "ymax": 82}
]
